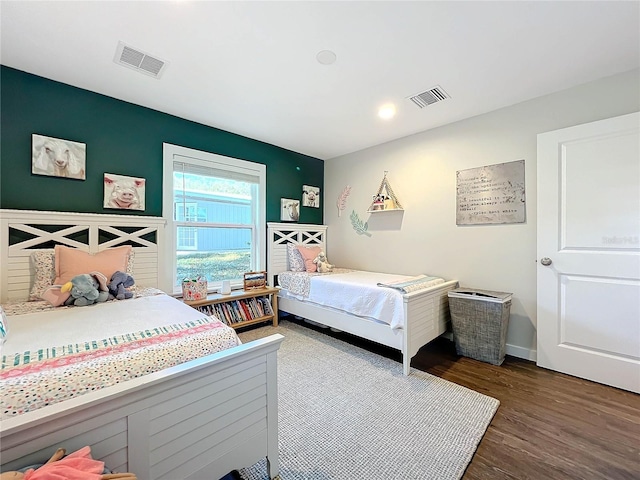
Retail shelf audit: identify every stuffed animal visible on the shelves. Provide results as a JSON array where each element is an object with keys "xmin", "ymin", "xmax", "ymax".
[
  {"xmin": 313, "ymin": 251, "xmax": 334, "ymax": 273},
  {"xmin": 108, "ymin": 271, "xmax": 135, "ymax": 300},
  {"xmin": 0, "ymin": 446, "xmax": 136, "ymax": 480},
  {"xmin": 62, "ymin": 272, "xmax": 109, "ymax": 306}
]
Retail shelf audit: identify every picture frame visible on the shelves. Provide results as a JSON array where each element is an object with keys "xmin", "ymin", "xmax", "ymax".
[
  {"xmin": 456, "ymin": 159, "xmax": 525, "ymax": 225},
  {"xmin": 32, "ymin": 134, "xmax": 86, "ymax": 180},
  {"xmin": 243, "ymin": 271, "xmax": 267, "ymax": 290},
  {"xmin": 103, "ymin": 173, "xmax": 146, "ymax": 211},
  {"xmin": 281, "ymin": 198, "xmax": 300, "ymax": 222},
  {"xmin": 302, "ymin": 185, "xmax": 320, "ymax": 208}
]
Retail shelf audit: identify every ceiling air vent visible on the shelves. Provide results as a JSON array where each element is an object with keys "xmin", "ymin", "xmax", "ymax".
[
  {"xmin": 407, "ymin": 86, "xmax": 449, "ymax": 108},
  {"xmin": 114, "ymin": 41, "xmax": 168, "ymax": 79}
]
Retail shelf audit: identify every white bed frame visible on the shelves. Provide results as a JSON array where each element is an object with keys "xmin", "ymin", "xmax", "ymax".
[
  {"xmin": 267, "ymin": 222, "xmax": 458, "ymax": 376},
  {"xmin": 1, "ymin": 210, "xmax": 283, "ymax": 480}
]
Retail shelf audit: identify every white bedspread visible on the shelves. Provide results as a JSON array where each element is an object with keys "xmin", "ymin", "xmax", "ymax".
[
  {"xmin": 2, "ymin": 293, "xmax": 220, "ymax": 357},
  {"xmin": 1, "ymin": 294, "xmax": 242, "ymax": 419},
  {"xmin": 280, "ymin": 270, "xmax": 444, "ymax": 330}
]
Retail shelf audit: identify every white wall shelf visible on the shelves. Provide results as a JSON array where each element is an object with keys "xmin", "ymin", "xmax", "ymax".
[{"xmin": 367, "ymin": 171, "xmax": 403, "ymax": 213}]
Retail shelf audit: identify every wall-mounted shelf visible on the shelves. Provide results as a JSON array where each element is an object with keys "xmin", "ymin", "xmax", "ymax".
[
  {"xmin": 367, "ymin": 171, "xmax": 403, "ymax": 213},
  {"xmin": 367, "ymin": 207, "xmax": 405, "ymax": 213}
]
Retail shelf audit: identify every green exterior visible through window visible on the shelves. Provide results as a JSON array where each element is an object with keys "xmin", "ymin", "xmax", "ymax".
[{"xmin": 164, "ymin": 143, "xmax": 266, "ymax": 294}]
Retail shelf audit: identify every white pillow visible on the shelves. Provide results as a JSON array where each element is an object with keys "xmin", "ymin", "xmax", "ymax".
[{"xmin": 286, "ymin": 243, "xmax": 306, "ymax": 272}]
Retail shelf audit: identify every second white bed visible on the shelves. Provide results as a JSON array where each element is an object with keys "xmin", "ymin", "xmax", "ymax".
[
  {"xmin": 267, "ymin": 222, "xmax": 459, "ymax": 375},
  {"xmin": 278, "ymin": 269, "xmax": 446, "ymax": 330}
]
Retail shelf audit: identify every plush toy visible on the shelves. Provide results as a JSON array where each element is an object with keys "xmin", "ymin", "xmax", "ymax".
[
  {"xmin": 313, "ymin": 251, "xmax": 334, "ymax": 273},
  {"xmin": 62, "ymin": 272, "xmax": 109, "ymax": 306},
  {"xmin": 0, "ymin": 446, "xmax": 136, "ymax": 480},
  {"xmin": 108, "ymin": 270, "xmax": 135, "ymax": 300}
]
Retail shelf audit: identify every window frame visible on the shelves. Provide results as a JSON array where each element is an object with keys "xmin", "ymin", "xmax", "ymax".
[{"xmin": 162, "ymin": 143, "xmax": 266, "ymax": 295}]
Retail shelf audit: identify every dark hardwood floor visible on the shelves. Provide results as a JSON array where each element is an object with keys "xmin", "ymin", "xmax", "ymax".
[
  {"xmin": 412, "ymin": 339, "xmax": 640, "ymax": 480},
  {"xmin": 284, "ymin": 317, "xmax": 640, "ymax": 480}
]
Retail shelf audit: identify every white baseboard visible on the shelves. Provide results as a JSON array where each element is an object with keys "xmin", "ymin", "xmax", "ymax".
[
  {"xmin": 441, "ymin": 332, "xmax": 537, "ymax": 362},
  {"xmin": 505, "ymin": 343, "xmax": 537, "ymax": 362}
]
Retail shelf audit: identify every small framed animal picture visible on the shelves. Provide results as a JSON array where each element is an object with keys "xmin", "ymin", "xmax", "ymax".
[
  {"xmin": 104, "ymin": 173, "xmax": 146, "ymax": 211},
  {"xmin": 281, "ymin": 198, "xmax": 300, "ymax": 222},
  {"xmin": 32, "ymin": 134, "xmax": 86, "ymax": 180},
  {"xmin": 302, "ymin": 185, "xmax": 320, "ymax": 208}
]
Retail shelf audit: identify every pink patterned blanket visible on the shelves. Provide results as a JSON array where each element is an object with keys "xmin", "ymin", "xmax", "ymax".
[{"xmin": 1, "ymin": 317, "xmax": 240, "ymax": 419}]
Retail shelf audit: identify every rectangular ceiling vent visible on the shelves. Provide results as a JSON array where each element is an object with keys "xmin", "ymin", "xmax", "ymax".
[
  {"xmin": 407, "ymin": 86, "xmax": 449, "ymax": 108},
  {"xmin": 114, "ymin": 41, "xmax": 168, "ymax": 79}
]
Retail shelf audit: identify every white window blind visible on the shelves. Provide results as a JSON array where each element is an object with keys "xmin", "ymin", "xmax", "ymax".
[{"xmin": 173, "ymin": 160, "xmax": 261, "ymax": 184}]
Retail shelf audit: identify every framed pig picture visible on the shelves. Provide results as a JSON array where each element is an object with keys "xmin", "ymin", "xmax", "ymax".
[{"xmin": 103, "ymin": 173, "xmax": 146, "ymax": 211}]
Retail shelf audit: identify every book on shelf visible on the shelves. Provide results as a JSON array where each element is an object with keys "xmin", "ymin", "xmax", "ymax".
[
  {"xmin": 258, "ymin": 297, "xmax": 273, "ymax": 316},
  {"xmin": 235, "ymin": 300, "xmax": 248, "ymax": 322},
  {"xmin": 240, "ymin": 301, "xmax": 252, "ymax": 320}
]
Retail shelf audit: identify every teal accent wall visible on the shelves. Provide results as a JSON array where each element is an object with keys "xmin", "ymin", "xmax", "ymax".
[{"xmin": 0, "ymin": 66, "xmax": 324, "ymax": 224}]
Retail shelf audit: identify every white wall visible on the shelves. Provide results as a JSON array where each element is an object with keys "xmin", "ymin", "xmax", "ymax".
[{"xmin": 324, "ymin": 69, "xmax": 640, "ymax": 360}]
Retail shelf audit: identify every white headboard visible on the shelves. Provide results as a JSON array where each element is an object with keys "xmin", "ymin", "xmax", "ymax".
[
  {"xmin": 0, "ymin": 209, "xmax": 166, "ymax": 302},
  {"xmin": 267, "ymin": 222, "xmax": 327, "ymax": 287}
]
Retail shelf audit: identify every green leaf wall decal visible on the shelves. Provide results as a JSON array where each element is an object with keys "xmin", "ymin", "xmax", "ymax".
[{"xmin": 350, "ymin": 210, "xmax": 371, "ymax": 237}]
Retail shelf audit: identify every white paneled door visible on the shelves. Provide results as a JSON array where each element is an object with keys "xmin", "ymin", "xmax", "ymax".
[{"xmin": 537, "ymin": 112, "xmax": 640, "ymax": 393}]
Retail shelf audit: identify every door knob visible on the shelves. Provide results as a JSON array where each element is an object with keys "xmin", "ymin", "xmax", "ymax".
[{"xmin": 540, "ymin": 257, "xmax": 552, "ymax": 266}]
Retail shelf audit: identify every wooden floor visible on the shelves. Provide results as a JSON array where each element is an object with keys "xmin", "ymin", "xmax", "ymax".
[
  {"xmin": 287, "ymin": 318, "xmax": 640, "ymax": 480},
  {"xmin": 412, "ymin": 339, "xmax": 640, "ymax": 480}
]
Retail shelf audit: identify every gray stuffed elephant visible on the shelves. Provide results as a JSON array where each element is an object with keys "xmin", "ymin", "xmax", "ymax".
[
  {"xmin": 62, "ymin": 273, "xmax": 110, "ymax": 306},
  {"xmin": 108, "ymin": 271, "xmax": 135, "ymax": 300}
]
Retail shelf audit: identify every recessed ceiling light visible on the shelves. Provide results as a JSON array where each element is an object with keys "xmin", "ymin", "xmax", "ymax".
[
  {"xmin": 316, "ymin": 50, "xmax": 337, "ymax": 65},
  {"xmin": 378, "ymin": 104, "xmax": 396, "ymax": 120}
]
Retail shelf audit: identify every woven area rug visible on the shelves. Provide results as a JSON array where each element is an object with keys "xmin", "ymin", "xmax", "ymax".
[{"xmin": 237, "ymin": 320, "xmax": 499, "ymax": 480}]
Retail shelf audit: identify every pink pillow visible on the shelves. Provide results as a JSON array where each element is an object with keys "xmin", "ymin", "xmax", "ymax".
[
  {"xmin": 54, "ymin": 245, "xmax": 132, "ymax": 285},
  {"xmin": 41, "ymin": 286, "xmax": 71, "ymax": 307},
  {"xmin": 297, "ymin": 245, "xmax": 322, "ymax": 273}
]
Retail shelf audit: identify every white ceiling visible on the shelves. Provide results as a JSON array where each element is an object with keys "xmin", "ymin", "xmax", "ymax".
[{"xmin": 1, "ymin": 1, "xmax": 639, "ymax": 160}]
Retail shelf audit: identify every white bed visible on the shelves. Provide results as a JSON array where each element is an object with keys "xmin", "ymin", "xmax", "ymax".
[
  {"xmin": 267, "ymin": 222, "xmax": 458, "ymax": 376},
  {"xmin": 0, "ymin": 210, "xmax": 283, "ymax": 480}
]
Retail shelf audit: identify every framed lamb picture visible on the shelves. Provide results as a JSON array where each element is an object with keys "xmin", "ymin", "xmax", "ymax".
[
  {"xmin": 31, "ymin": 134, "xmax": 86, "ymax": 180},
  {"xmin": 103, "ymin": 173, "xmax": 146, "ymax": 211},
  {"xmin": 281, "ymin": 198, "xmax": 300, "ymax": 222}
]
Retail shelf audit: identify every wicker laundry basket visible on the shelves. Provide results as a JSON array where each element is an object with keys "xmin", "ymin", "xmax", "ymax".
[{"xmin": 447, "ymin": 288, "xmax": 512, "ymax": 366}]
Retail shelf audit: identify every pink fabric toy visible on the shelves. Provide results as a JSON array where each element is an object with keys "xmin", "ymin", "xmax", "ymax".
[
  {"xmin": 24, "ymin": 446, "xmax": 103, "ymax": 479},
  {"xmin": 0, "ymin": 446, "xmax": 136, "ymax": 480}
]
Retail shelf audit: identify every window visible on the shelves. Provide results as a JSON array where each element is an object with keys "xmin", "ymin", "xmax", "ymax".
[
  {"xmin": 174, "ymin": 203, "xmax": 207, "ymax": 250},
  {"xmin": 163, "ymin": 144, "xmax": 266, "ymax": 295}
]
